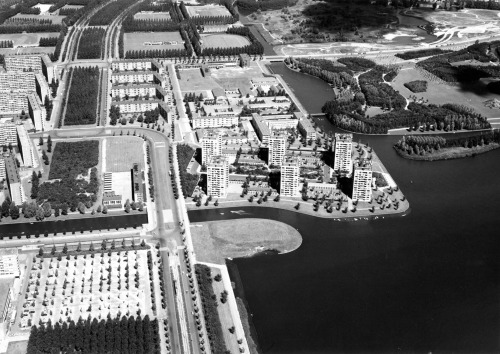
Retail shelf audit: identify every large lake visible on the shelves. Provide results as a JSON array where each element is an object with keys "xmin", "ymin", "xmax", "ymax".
[{"xmin": 189, "ymin": 64, "xmax": 500, "ymax": 353}]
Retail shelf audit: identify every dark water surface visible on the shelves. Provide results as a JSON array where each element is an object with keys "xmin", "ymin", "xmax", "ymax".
[{"xmin": 189, "ymin": 64, "xmax": 500, "ymax": 353}]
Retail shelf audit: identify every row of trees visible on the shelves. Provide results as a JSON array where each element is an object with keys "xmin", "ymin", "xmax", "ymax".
[
  {"xmin": 50, "ymin": 24, "xmax": 68, "ymax": 61},
  {"xmin": 77, "ymin": 27, "xmax": 105, "ymax": 59},
  {"xmin": 88, "ymin": 0, "xmax": 135, "ymax": 26},
  {"xmin": 0, "ymin": 23, "xmax": 60, "ymax": 34},
  {"xmin": 198, "ymin": 26, "xmax": 264, "ymax": 56},
  {"xmin": 0, "ymin": 197, "xmax": 20, "ymax": 220},
  {"xmin": 236, "ymin": 0, "xmax": 295, "ymax": 12},
  {"xmin": 177, "ymin": 143, "xmax": 199, "ymax": 197},
  {"xmin": 27, "ymin": 316, "xmax": 161, "ymax": 354},
  {"xmin": 122, "ymin": 16, "xmax": 180, "ymax": 32},
  {"xmin": 0, "ymin": 40, "xmax": 13, "ymax": 48},
  {"xmin": 39, "ymin": 36, "xmax": 58, "ymax": 47},
  {"xmin": 65, "ymin": 67, "xmax": 100, "ymax": 125}
]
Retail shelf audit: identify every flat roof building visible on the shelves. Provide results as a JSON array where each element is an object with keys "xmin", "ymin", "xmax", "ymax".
[
  {"xmin": 251, "ymin": 113, "xmax": 271, "ymax": 145},
  {"xmin": 0, "ymin": 122, "xmax": 17, "ymax": 147},
  {"xmin": 298, "ymin": 118, "xmax": 317, "ymax": 141},
  {"xmin": 201, "ymin": 131, "xmax": 222, "ymax": 165},
  {"xmin": 268, "ymin": 133, "xmax": 287, "ymax": 167},
  {"xmin": 5, "ymin": 156, "xmax": 24, "ymax": 205},
  {"xmin": 207, "ymin": 155, "xmax": 229, "ymax": 198},
  {"xmin": 0, "ymin": 71, "xmax": 36, "ymax": 93},
  {"xmin": 280, "ymin": 156, "xmax": 300, "ymax": 197},
  {"xmin": 334, "ymin": 133, "xmax": 353, "ymax": 177},
  {"xmin": 352, "ymin": 159, "xmax": 373, "ymax": 202},
  {"xmin": 0, "ymin": 249, "xmax": 20, "ymax": 278},
  {"xmin": 16, "ymin": 125, "xmax": 34, "ymax": 167}
]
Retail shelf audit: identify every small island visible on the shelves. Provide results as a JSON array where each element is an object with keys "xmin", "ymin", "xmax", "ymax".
[{"xmin": 394, "ymin": 130, "xmax": 500, "ymax": 161}]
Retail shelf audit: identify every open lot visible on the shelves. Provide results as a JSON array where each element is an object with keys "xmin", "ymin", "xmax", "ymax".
[
  {"xmin": 133, "ymin": 11, "xmax": 171, "ymax": 20},
  {"xmin": 179, "ymin": 68, "xmax": 223, "ymax": 92},
  {"xmin": 390, "ymin": 68, "xmax": 500, "ymax": 118},
  {"xmin": 17, "ymin": 248, "xmax": 155, "ymax": 330},
  {"xmin": 33, "ymin": 3, "xmax": 54, "ymax": 14},
  {"xmin": 201, "ymin": 34, "xmax": 249, "ymax": 49},
  {"xmin": 211, "ymin": 63, "xmax": 265, "ymax": 92},
  {"xmin": 0, "ymin": 46, "xmax": 54, "ymax": 55},
  {"xmin": 0, "ymin": 32, "xmax": 59, "ymax": 47},
  {"xmin": 105, "ymin": 136, "xmax": 145, "ymax": 173},
  {"xmin": 9, "ymin": 13, "xmax": 66, "ymax": 24},
  {"xmin": 185, "ymin": 4, "xmax": 231, "ymax": 18},
  {"xmin": 124, "ymin": 31, "xmax": 184, "ymax": 52}
]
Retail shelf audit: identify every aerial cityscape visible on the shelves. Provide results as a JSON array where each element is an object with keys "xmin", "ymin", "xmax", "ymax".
[{"xmin": 0, "ymin": 0, "xmax": 499, "ymax": 352}]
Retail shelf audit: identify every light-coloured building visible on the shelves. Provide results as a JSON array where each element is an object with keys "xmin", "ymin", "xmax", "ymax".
[
  {"xmin": 247, "ymin": 96, "xmax": 291, "ymax": 111},
  {"xmin": 111, "ymin": 59, "xmax": 162, "ymax": 73},
  {"xmin": 298, "ymin": 118, "xmax": 317, "ymax": 141},
  {"xmin": 5, "ymin": 156, "xmax": 24, "ymax": 205},
  {"xmin": 111, "ymin": 84, "xmax": 157, "ymax": 100},
  {"xmin": 0, "ymin": 249, "xmax": 20, "ymax": 278},
  {"xmin": 352, "ymin": 159, "xmax": 373, "ymax": 202},
  {"xmin": 192, "ymin": 115, "xmax": 238, "ymax": 129},
  {"xmin": 250, "ymin": 77, "xmax": 279, "ymax": 90},
  {"xmin": 0, "ymin": 159, "xmax": 5, "ymax": 181},
  {"xmin": 0, "ymin": 280, "xmax": 14, "ymax": 342},
  {"xmin": 207, "ymin": 155, "xmax": 229, "ymax": 198},
  {"xmin": 4, "ymin": 54, "xmax": 41, "ymax": 72},
  {"xmin": 111, "ymin": 71, "xmax": 162, "ymax": 85},
  {"xmin": 35, "ymin": 73, "xmax": 51, "ymax": 102},
  {"xmin": 201, "ymin": 131, "xmax": 222, "ymax": 164},
  {"xmin": 0, "ymin": 71, "xmax": 36, "ymax": 93},
  {"xmin": 267, "ymin": 119, "xmax": 298, "ymax": 131},
  {"xmin": 16, "ymin": 125, "xmax": 34, "ymax": 167},
  {"xmin": 0, "ymin": 93, "xmax": 28, "ymax": 115},
  {"xmin": 280, "ymin": 156, "xmax": 300, "ymax": 197},
  {"xmin": 251, "ymin": 113, "xmax": 270, "ymax": 145},
  {"xmin": 268, "ymin": 133, "xmax": 287, "ymax": 167},
  {"xmin": 27, "ymin": 94, "xmax": 46, "ymax": 132},
  {"xmin": 334, "ymin": 133, "xmax": 353, "ymax": 177},
  {"xmin": 111, "ymin": 100, "xmax": 171, "ymax": 122},
  {"xmin": 0, "ymin": 122, "xmax": 17, "ymax": 147}
]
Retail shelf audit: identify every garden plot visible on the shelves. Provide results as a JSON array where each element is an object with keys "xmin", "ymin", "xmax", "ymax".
[
  {"xmin": 19, "ymin": 248, "xmax": 154, "ymax": 329},
  {"xmin": 133, "ymin": 11, "xmax": 171, "ymax": 20}
]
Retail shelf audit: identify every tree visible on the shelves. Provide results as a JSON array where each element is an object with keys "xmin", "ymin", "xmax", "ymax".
[
  {"xmin": 1, "ymin": 197, "xmax": 11, "ymax": 217},
  {"xmin": 124, "ymin": 199, "xmax": 131, "ymax": 213},
  {"xmin": 39, "ymin": 247, "xmax": 44, "ymax": 257},
  {"xmin": 9, "ymin": 202, "xmax": 20, "ymax": 219},
  {"xmin": 39, "ymin": 137, "xmax": 43, "ymax": 146},
  {"xmin": 63, "ymin": 243, "xmax": 68, "ymax": 254},
  {"xmin": 77, "ymin": 202, "xmax": 85, "ymax": 214},
  {"xmin": 89, "ymin": 242, "xmax": 94, "ymax": 252},
  {"xmin": 102, "ymin": 205, "xmax": 108, "ymax": 214},
  {"xmin": 47, "ymin": 135, "xmax": 52, "ymax": 152},
  {"xmin": 42, "ymin": 202, "xmax": 52, "ymax": 217},
  {"xmin": 97, "ymin": 205, "xmax": 102, "ymax": 213},
  {"xmin": 36, "ymin": 206, "xmax": 45, "ymax": 221}
]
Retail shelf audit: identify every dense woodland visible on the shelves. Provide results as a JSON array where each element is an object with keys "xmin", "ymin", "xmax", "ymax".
[
  {"xmin": 394, "ymin": 130, "xmax": 500, "ymax": 157},
  {"xmin": 77, "ymin": 27, "xmax": 105, "ymax": 59},
  {"xmin": 177, "ymin": 144, "xmax": 199, "ymax": 197},
  {"xmin": 404, "ymin": 80, "xmax": 428, "ymax": 93},
  {"xmin": 88, "ymin": 0, "xmax": 135, "ymax": 26},
  {"xmin": 236, "ymin": 0, "xmax": 296, "ymax": 12},
  {"xmin": 395, "ymin": 48, "xmax": 454, "ymax": 60},
  {"xmin": 65, "ymin": 67, "xmax": 100, "ymax": 125},
  {"xmin": 195, "ymin": 264, "xmax": 228, "ymax": 354},
  {"xmin": 39, "ymin": 36, "xmax": 58, "ymax": 47},
  {"xmin": 52, "ymin": 25, "xmax": 69, "ymax": 61},
  {"xmin": 27, "ymin": 316, "xmax": 161, "ymax": 354}
]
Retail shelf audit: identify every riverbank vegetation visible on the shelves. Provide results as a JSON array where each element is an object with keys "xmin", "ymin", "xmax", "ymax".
[
  {"xmin": 176, "ymin": 144, "xmax": 199, "ymax": 197},
  {"xmin": 64, "ymin": 67, "xmax": 100, "ymax": 125},
  {"xmin": 195, "ymin": 264, "xmax": 228, "ymax": 354},
  {"xmin": 394, "ymin": 130, "xmax": 500, "ymax": 160},
  {"xmin": 404, "ymin": 80, "xmax": 427, "ymax": 93},
  {"xmin": 27, "ymin": 315, "xmax": 161, "ymax": 354}
]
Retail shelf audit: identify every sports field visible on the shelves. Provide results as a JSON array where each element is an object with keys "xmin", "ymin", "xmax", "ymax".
[
  {"xmin": 133, "ymin": 11, "xmax": 171, "ymax": 20},
  {"xmin": 185, "ymin": 4, "xmax": 231, "ymax": 18},
  {"xmin": 105, "ymin": 137, "xmax": 145, "ymax": 173},
  {"xmin": 124, "ymin": 31, "xmax": 184, "ymax": 52},
  {"xmin": 0, "ymin": 32, "xmax": 59, "ymax": 46},
  {"xmin": 201, "ymin": 34, "xmax": 249, "ymax": 49},
  {"xmin": 9, "ymin": 13, "xmax": 66, "ymax": 24}
]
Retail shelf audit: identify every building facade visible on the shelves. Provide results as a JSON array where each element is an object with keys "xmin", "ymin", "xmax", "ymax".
[
  {"xmin": 280, "ymin": 156, "xmax": 300, "ymax": 197},
  {"xmin": 207, "ymin": 155, "xmax": 229, "ymax": 198},
  {"xmin": 0, "ymin": 123, "xmax": 17, "ymax": 147},
  {"xmin": 0, "ymin": 249, "xmax": 20, "ymax": 278},
  {"xmin": 334, "ymin": 133, "xmax": 353, "ymax": 177},
  {"xmin": 4, "ymin": 156, "xmax": 24, "ymax": 205},
  {"xmin": 298, "ymin": 118, "xmax": 317, "ymax": 141},
  {"xmin": 0, "ymin": 72, "xmax": 36, "ymax": 93},
  {"xmin": 352, "ymin": 159, "xmax": 373, "ymax": 202},
  {"xmin": 192, "ymin": 115, "xmax": 238, "ymax": 129},
  {"xmin": 268, "ymin": 133, "xmax": 286, "ymax": 167},
  {"xmin": 201, "ymin": 131, "xmax": 222, "ymax": 164},
  {"xmin": 16, "ymin": 125, "xmax": 34, "ymax": 167}
]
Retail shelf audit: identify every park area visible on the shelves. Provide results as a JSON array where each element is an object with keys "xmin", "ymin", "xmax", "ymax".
[
  {"xmin": 124, "ymin": 31, "xmax": 184, "ymax": 52},
  {"xmin": 104, "ymin": 137, "xmax": 145, "ymax": 173},
  {"xmin": 0, "ymin": 32, "xmax": 58, "ymax": 47},
  {"xmin": 185, "ymin": 4, "xmax": 231, "ymax": 17},
  {"xmin": 190, "ymin": 219, "xmax": 302, "ymax": 264},
  {"xmin": 16, "ymin": 243, "xmax": 157, "ymax": 330},
  {"xmin": 201, "ymin": 34, "xmax": 249, "ymax": 49}
]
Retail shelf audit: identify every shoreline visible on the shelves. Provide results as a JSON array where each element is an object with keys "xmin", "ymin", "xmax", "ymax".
[{"xmin": 394, "ymin": 143, "xmax": 500, "ymax": 161}]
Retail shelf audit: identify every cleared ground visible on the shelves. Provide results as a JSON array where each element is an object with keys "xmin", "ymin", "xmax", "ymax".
[
  {"xmin": 133, "ymin": 11, "xmax": 171, "ymax": 20},
  {"xmin": 105, "ymin": 136, "xmax": 144, "ymax": 173},
  {"xmin": 185, "ymin": 4, "xmax": 231, "ymax": 18},
  {"xmin": 211, "ymin": 63, "xmax": 266, "ymax": 92},
  {"xmin": 9, "ymin": 13, "xmax": 66, "ymax": 24},
  {"xmin": 124, "ymin": 31, "xmax": 184, "ymax": 52},
  {"xmin": 390, "ymin": 68, "xmax": 500, "ymax": 118},
  {"xmin": 201, "ymin": 34, "xmax": 249, "ymax": 49},
  {"xmin": 0, "ymin": 46, "xmax": 54, "ymax": 55},
  {"xmin": 178, "ymin": 68, "xmax": 222, "ymax": 92},
  {"xmin": 0, "ymin": 32, "xmax": 59, "ymax": 46},
  {"xmin": 191, "ymin": 219, "xmax": 303, "ymax": 264},
  {"xmin": 32, "ymin": 3, "xmax": 54, "ymax": 14}
]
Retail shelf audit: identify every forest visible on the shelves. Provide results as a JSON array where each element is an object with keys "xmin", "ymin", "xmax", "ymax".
[
  {"xmin": 27, "ymin": 315, "xmax": 161, "ymax": 354},
  {"xmin": 177, "ymin": 143, "xmax": 199, "ymax": 197},
  {"xmin": 88, "ymin": 0, "xmax": 136, "ymax": 26},
  {"xmin": 39, "ymin": 36, "xmax": 58, "ymax": 47},
  {"xmin": 195, "ymin": 26, "xmax": 263, "ymax": 56},
  {"xmin": 64, "ymin": 67, "xmax": 100, "ymax": 125},
  {"xmin": 394, "ymin": 130, "xmax": 500, "ymax": 157},
  {"xmin": 51, "ymin": 24, "xmax": 68, "ymax": 61},
  {"xmin": 236, "ymin": 0, "xmax": 296, "ymax": 12},
  {"xmin": 395, "ymin": 48, "xmax": 454, "ymax": 60},
  {"xmin": 77, "ymin": 27, "xmax": 105, "ymax": 59},
  {"xmin": 122, "ymin": 16, "xmax": 180, "ymax": 32}
]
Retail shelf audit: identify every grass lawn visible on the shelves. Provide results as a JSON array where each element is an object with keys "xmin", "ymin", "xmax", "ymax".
[
  {"xmin": 0, "ymin": 46, "xmax": 54, "ymax": 55},
  {"xmin": 133, "ymin": 11, "xmax": 171, "ymax": 20},
  {"xmin": 0, "ymin": 32, "xmax": 59, "ymax": 46},
  {"xmin": 190, "ymin": 219, "xmax": 302, "ymax": 264},
  {"xmin": 124, "ymin": 31, "xmax": 184, "ymax": 52},
  {"xmin": 201, "ymin": 34, "xmax": 250, "ymax": 49},
  {"xmin": 210, "ymin": 63, "xmax": 265, "ymax": 92},
  {"xmin": 186, "ymin": 4, "xmax": 231, "ymax": 18},
  {"xmin": 6, "ymin": 340, "xmax": 28, "ymax": 354},
  {"xmin": 390, "ymin": 68, "xmax": 500, "ymax": 118},
  {"xmin": 178, "ymin": 68, "xmax": 222, "ymax": 92},
  {"xmin": 105, "ymin": 136, "xmax": 144, "ymax": 173}
]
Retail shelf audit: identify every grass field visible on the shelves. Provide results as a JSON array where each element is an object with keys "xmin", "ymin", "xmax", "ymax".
[
  {"xmin": 186, "ymin": 4, "xmax": 231, "ymax": 18},
  {"xmin": 5, "ymin": 341, "xmax": 28, "ymax": 354},
  {"xmin": 133, "ymin": 11, "xmax": 171, "ymax": 20},
  {"xmin": 191, "ymin": 219, "xmax": 302, "ymax": 264},
  {"xmin": 124, "ymin": 31, "xmax": 184, "ymax": 52},
  {"xmin": 201, "ymin": 34, "xmax": 249, "ymax": 49},
  {"xmin": 390, "ymin": 68, "xmax": 500, "ymax": 118},
  {"xmin": 10, "ymin": 13, "xmax": 66, "ymax": 24},
  {"xmin": 105, "ymin": 137, "xmax": 145, "ymax": 173},
  {"xmin": 33, "ymin": 3, "xmax": 54, "ymax": 14},
  {"xmin": 0, "ymin": 46, "xmax": 54, "ymax": 55},
  {"xmin": 0, "ymin": 32, "xmax": 59, "ymax": 46}
]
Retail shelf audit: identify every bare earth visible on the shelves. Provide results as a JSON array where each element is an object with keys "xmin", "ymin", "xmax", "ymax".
[{"xmin": 190, "ymin": 219, "xmax": 302, "ymax": 264}]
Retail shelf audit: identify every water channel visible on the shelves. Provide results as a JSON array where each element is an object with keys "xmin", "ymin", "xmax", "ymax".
[{"xmin": 188, "ymin": 64, "xmax": 500, "ymax": 353}]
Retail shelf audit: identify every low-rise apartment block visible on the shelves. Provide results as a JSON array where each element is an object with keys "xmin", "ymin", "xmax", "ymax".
[
  {"xmin": 298, "ymin": 118, "xmax": 317, "ymax": 141},
  {"xmin": 17, "ymin": 125, "xmax": 35, "ymax": 167},
  {"xmin": 192, "ymin": 115, "xmax": 238, "ymax": 129},
  {"xmin": 4, "ymin": 156, "xmax": 24, "ymax": 205}
]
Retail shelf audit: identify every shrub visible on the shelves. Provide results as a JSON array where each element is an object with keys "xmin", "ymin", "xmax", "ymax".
[{"xmin": 404, "ymin": 80, "xmax": 428, "ymax": 93}]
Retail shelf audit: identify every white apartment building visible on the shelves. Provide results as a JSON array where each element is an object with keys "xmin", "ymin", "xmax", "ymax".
[
  {"xmin": 0, "ymin": 249, "xmax": 20, "ymax": 278},
  {"xmin": 352, "ymin": 159, "xmax": 373, "ymax": 202},
  {"xmin": 0, "ymin": 93, "xmax": 28, "ymax": 115},
  {"xmin": 4, "ymin": 54, "xmax": 42, "ymax": 72},
  {"xmin": 0, "ymin": 71, "xmax": 36, "ymax": 93},
  {"xmin": 192, "ymin": 115, "xmax": 238, "ymax": 129},
  {"xmin": 250, "ymin": 77, "xmax": 279, "ymax": 90},
  {"xmin": 111, "ymin": 59, "xmax": 162, "ymax": 73},
  {"xmin": 207, "ymin": 155, "xmax": 229, "ymax": 198},
  {"xmin": 4, "ymin": 156, "xmax": 24, "ymax": 205},
  {"xmin": 27, "ymin": 94, "xmax": 46, "ymax": 132},
  {"xmin": 111, "ymin": 71, "xmax": 155, "ymax": 84},
  {"xmin": 0, "ymin": 122, "xmax": 17, "ymax": 147},
  {"xmin": 16, "ymin": 125, "xmax": 34, "ymax": 167},
  {"xmin": 334, "ymin": 133, "xmax": 353, "ymax": 177},
  {"xmin": 35, "ymin": 73, "xmax": 51, "ymax": 101},
  {"xmin": 268, "ymin": 133, "xmax": 287, "ymax": 167},
  {"xmin": 298, "ymin": 118, "xmax": 317, "ymax": 141},
  {"xmin": 201, "ymin": 131, "xmax": 222, "ymax": 164},
  {"xmin": 0, "ymin": 159, "xmax": 5, "ymax": 181},
  {"xmin": 111, "ymin": 84, "xmax": 157, "ymax": 99},
  {"xmin": 280, "ymin": 156, "xmax": 300, "ymax": 197}
]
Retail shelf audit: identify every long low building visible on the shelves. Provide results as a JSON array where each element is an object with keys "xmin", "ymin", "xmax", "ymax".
[
  {"xmin": 111, "ymin": 71, "xmax": 164, "ymax": 85},
  {"xmin": 191, "ymin": 115, "xmax": 238, "ymax": 129},
  {"xmin": 111, "ymin": 59, "xmax": 162, "ymax": 73},
  {"xmin": 17, "ymin": 125, "xmax": 35, "ymax": 167},
  {"xmin": 112, "ymin": 100, "xmax": 171, "ymax": 121}
]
